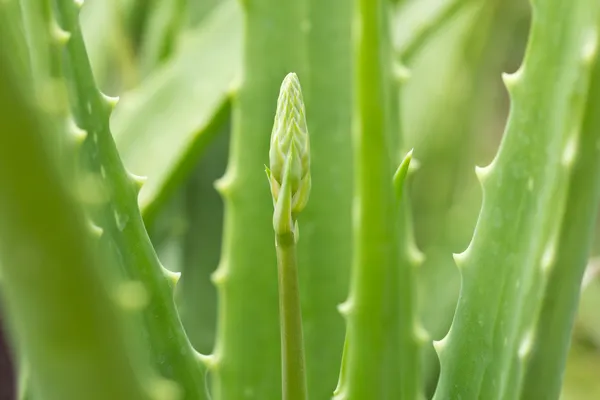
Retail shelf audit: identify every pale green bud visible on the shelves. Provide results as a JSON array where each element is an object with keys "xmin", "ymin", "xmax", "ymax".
[{"xmin": 267, "ymin": 73, "xmax": 311, "ymax": 235}]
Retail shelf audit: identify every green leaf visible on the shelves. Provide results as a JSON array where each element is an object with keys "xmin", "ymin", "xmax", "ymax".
[
  {"xmin": 0, "ymin": 30, "xmax": 148, "ymax": 400},
  {"xmin": 111, "ymin": 0, "xmax": 241, "ymax": 227},
  {"xmin": 210, "ymin": 0, "xmax": 309, "ymax": 398},
  {"xmin": 433, "ymin": 1, "xmax": 600, "ymax": 399}
]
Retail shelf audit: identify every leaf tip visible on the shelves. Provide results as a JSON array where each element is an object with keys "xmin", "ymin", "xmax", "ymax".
[{"xmin": 393, "ymin": 149, "xmax": 413, "ymax": 200}]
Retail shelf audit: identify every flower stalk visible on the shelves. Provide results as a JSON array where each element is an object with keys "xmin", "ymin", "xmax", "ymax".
[{"xmin": 266, "ymin": 73, "xmax": 310, "ymax": 400}]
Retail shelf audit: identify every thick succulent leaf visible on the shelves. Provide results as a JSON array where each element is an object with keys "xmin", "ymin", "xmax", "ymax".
[
  {"xmin": 0, "ymin": 32, "xmax": 148, "ymax": 400},
  {"xmin": 433, "ymin": 1, "xmax": 600, "ymax": 399},
  {"xmin": 210, "ymin": 0, "xmax": 309, "ymax": 398},
  {"xmin": 111, "ymin": 0, "xmax": 241, "ymax": 227}
]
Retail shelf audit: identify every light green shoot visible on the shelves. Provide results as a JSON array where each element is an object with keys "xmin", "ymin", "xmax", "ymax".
[{"xmin": 266, "ymin": 72, "xmax": 310, "ymax": 400}]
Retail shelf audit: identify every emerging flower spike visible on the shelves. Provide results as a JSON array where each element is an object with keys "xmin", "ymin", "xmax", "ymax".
[{"xmin": 267, "ymin": 73, "xmax": 311, "ymax": 235}]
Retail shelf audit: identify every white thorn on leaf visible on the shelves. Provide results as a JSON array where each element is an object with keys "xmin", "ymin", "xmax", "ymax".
[
  {"xmin": 50, "ymin": 23, "xmax": 71, "ymax": 45},
  {"xmin": 502, "ymin": 68, "xmax": 523, "ymax": 92},
  {"xmin": 433, "ymin": 336, "xmax": 448, "ymax": 356},
  {"xmin": 197, "ymin": 352, "xmax": 217, "ymax": 369},
  {"xmin": 211, "ymin": 266, "xmax": 227, "ymax": 286},
  {"xmin": 475, "ymin": 163, "xmax": 492, "ymax": 183},
  {"xmin": 101, "ymin": 92, "xmax": 119, "ymax": 109},
  {"xmin": 337, "ymin": 300, "xmax": 353, "ymax": 317},
  {"xmin": 394, "ymin": 63, "xmax": 411, "ymax": 83},
  {"xmin": 214, "ymin": 173, "xmax": 234, "ymax": 197},
  {"xmin": 128, "ymin": 171, "xmax": 147, "ymax": 191},
  {"xmin": 88, "ymin": 221, "xmax": 103, "ymax": 237},
  {"xmin": 452, "ymin": 248, "xmax": 470, "ymax": 270},
  {"xmin": 162, "ymin": 267, "xmax": 181, "ymax": 286}
]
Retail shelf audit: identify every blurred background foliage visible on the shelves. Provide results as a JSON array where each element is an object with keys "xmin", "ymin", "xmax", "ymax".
[{"xmin": 2, "ymin": 0, "xmax": 600, "ymax": 398}]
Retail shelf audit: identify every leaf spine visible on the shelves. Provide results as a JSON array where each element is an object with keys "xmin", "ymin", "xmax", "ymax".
[
  {"xmin": 211, "ymin": 265, "xmax": 228, "ymax": 287},
  {"xmin": 127, "ymin": 171, "xmax": 147, "ymax": 193},
  {"xmin": 88, "ymin": 221, "xmax": 103, "ymax": 237},
  {"xmin": 162, "ymin": 266, "xmax": 181, "ymax": 287},
  {"xmin": 475, "ymin": 163, "xmax": 493, "ymax": 185},
  {"xmin": 432, "ymin": 335, "xmax": 448, "ymax": 357},
  {"xmin": 50, "ymin": 22, "xmax": 71, "ymax": 45},
  {"xmin": 337, "ymin": 299, "xmax": 354, "ymax": 317},
  {"xmin": 68, "ymin": 119, "xmax": 88, "ymax": 143},
  {"xmin": 501, "ymin": 68, "xmax": 523, "ymax": 93},
  {"xmin": 101, "ymin": 92, "xmax": 120, "ymax": 110},
  {"xmin": 214, "ymin": 172, "xmax": 235, "ymax": 198},
  {"xmin": 452, "ymin": 247, "xmax": 470, "ymax": 270},
  {"xmin": 393, "ymin": 62, "xmax": 411, "ymax": 84},
  {"xmin": 197, "ymin": 352, "xmax": 217, "ymax": 370}
]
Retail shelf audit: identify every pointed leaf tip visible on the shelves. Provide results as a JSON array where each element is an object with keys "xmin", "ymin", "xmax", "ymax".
[{"xmin": 393, "ymin": 149, "xmax": 413, "ymax": 201}]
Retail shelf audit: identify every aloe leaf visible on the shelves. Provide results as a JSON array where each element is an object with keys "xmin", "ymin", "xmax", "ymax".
[
  {"xmin": 334, "ymin": 1, "xmax": 422, "ymax": 398},
  {"xmin": 210, "ymin": 0, "xmax": 308, "ymax": 398},
  {"xmin": 111, "ymin": 0, "xmax": 241, "ymax": 228},
  {"xmin": 177, "ymin": 131, "xmax": 229, "ymax": 355},
  {"xmin": 137, "ymin": 0, "xmax": 186, "ymax": 75},
  {"xmin": 298, "ymin": 0, "xmax": 354, "ymax": 396},
  {"xmin": 51, "ymin": 0, "xmax": 208, "ymax": 397},
  {"xmin": 433, "ymin": 1, "xmax": 600, "ymax": 399},
  {"xmin": 402, "ymin": 0, "xmax": 524, "ymax": 393},
  {"xmin": 80, "ymin": 0, "xmax": 139, "ymax": 93},
  {"xmin": 395, "ymin": 0, "xmax": 473, "ymax": 63},
  {"xmin": 0, "ymin": 37, "xmax": 148, "ymax": 400},
  {"xmin": 517, "ymin": 19, "xmax": 600, "ymax": 399}
]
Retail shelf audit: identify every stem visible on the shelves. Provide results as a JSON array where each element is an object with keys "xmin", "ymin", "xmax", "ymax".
[
  {"xmin": 276, "ymin": 232, "xmax": 308, "ymax": 400},
  {"xmin": 211, "ymin": 1, "xmax": 309, "ymax": 398}
]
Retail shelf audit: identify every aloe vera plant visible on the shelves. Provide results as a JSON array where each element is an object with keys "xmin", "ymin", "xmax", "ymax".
[{"xmin": 2, "ymin": 0, "xmax": 600, "ymax": 399}]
